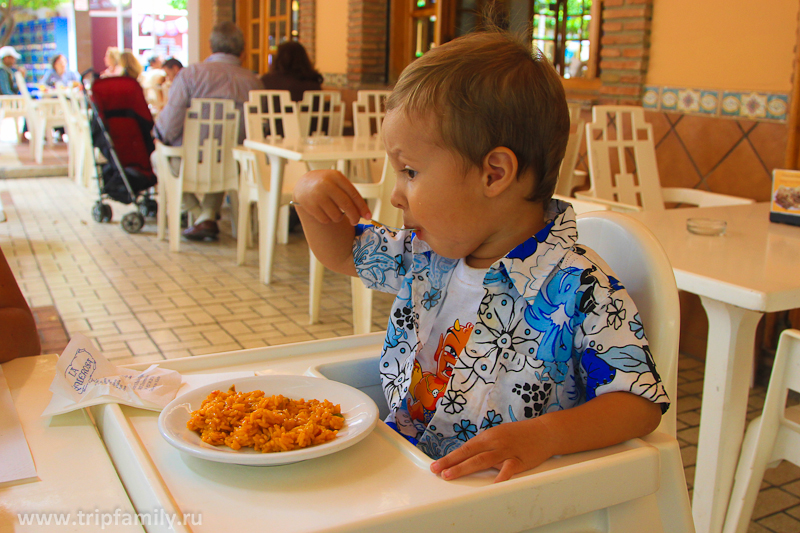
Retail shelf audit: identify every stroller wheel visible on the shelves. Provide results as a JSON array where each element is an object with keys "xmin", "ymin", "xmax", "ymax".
[
  {"xmin": 92, "ymin": 201, "xmax": 112, "ymax": 223},
  {"xmin": 121, "ymin": 212, "xmax": 145, "ymax": 234},
  {"xmin": 139, "ymin": 198, "xmax": 158, "ymax": 218}
]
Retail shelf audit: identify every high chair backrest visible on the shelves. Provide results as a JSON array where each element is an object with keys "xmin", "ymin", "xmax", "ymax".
[
  {"xmin": 576, "ymin": 211, "xmax": 679, "ymax": 436},
  {"xmin": 353, "ymin": 90, "xmax": 391, "ymax": 138},
  {"xmin": 244, "ymin": 90, "xmax": 301, "ymax": 141},
  {"xmin": 297, "ymin": 90, "xmax": 344, "ymax": 137},
  {"xmin": 585, "ymin": 105, "xmax": 666, "ymax": 211},
  {"xmin": 181, "ymin": 98, "xmax": 240, "ymax": 194},
  {"xmin": 555, "ymin": 102, "xmax": 586, "ymax": 197}
]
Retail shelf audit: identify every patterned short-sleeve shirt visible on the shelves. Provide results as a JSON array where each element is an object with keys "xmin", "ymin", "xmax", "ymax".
[{"xmin": 353, "ymin": 199, "xmax": 669, "ymax": 459}]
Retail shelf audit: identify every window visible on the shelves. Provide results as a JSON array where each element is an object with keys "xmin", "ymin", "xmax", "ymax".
[
  {"xmin": 391, "ymin": 0, "xmax": 600, "ymax": 83},
  {"xmin": 238, "ymin": 0, "xmax": 299, "ymax": 73},
  {"xmin": 532, "ymin": 0, "xmax": 594, "ymax": 79}
]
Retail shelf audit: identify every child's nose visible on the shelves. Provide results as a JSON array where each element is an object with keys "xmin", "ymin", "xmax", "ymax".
[{"xmin": 390, "ymin": 183, "xmax": 407, "ymax": 210}]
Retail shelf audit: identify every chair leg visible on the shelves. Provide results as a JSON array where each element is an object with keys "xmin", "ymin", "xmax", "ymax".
[
  {"xmin": 722, "ymin": 416, "xmax": 774, "ymax": 533},
  {"xmin": 156, "ymin": 184, "xmax": 167, "ymax": 241},
  {"xmin": 309, "ymin": 251, "xmax": 325, "ymax": 324},
  {"xmin": 351, "ymin": 278, "xmax": 373, "ymax": 335},
  {"xmin": 236, "ymin": 187, "xmax": 249, "ymax": 266},
  {"xmin": 277, "ymin": 204, "xmax": 290, "ymax": 245}
]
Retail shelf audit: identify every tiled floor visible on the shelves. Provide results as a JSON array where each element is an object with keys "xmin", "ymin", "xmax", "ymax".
[{"xmin": 1, "ymin": 176, "xmax": 799, "ymax": 533}]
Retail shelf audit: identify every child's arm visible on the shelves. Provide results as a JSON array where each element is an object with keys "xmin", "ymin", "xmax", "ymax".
[
  {"xmin": 292, "ymin": 169, "xmax": 372, "ymax": 277},
  {"xmin": 430, "ymin": 391, "xmax": 662, "ymax": 483}
]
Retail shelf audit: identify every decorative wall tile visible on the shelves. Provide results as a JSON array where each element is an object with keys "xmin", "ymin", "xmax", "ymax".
[
  {"xmin": 767, "ymin": 94, "xmax": 789, "ymax": 121},
  {"xmin": 643, "ymin": 85, "xmax": 789, "ymax": 122},
  {"xmin": 677, "ymin": 88, "xmax": 701, "ymax": 113},
  {"xmin": 642, "ymin": 87, "xmax": 660, "ymax": 109},
  {"xmin": 740, "ymin": 92, "xmax": 767, "ymax": 119},
  {"xmin": 322, "ymin": 72, "xmax": 347, "ymax": 88},
  {"xmin": 699, "ymin": 91, "xmax": 719, "ymax": 115},
  {"xmin": 661, "ymin": 87, "xmax": 679, "ymax": 111}
]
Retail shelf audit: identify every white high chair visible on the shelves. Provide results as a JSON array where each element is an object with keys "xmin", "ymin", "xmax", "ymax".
[
  {"xmin": 722, "ymin": 328, "xmax": 800, "ymax": 533},
  {"xmin": 232, "ymin": 90, "xmax": 308, "ymax": 281},
  {"xmin": 0, "ymin": 94, "xmax": 26, "ymax": 143},
  {"xmin": 553, "ymin": 210, "xmax": 691, "ymax": 532},
  {"xmin": 155, "ymin": 98, "xmax": 240, "ymax": 252},
  {"xmin": 578, "ymin": 106, "xmax": 753, "ymax": 211}
]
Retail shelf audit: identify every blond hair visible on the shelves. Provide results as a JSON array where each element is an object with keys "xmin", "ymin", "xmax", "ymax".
[
  {"xmin": 105, "ymin": 47, "xmax": 121, "ymax": 66},
  {"xmin": 119, "ymin": 50, "xmax": 143, "ymax": 80},
  {"xmin": 387, "ymin": 30, "xmax": 569, "ymax": 203}
]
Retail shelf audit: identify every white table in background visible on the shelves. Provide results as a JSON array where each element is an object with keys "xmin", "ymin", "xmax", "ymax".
[
  {"xmin": 0, "ymin": 355, "xmax": 142, "ymax": 532},
  {"xmin": 628, "ymin": 203, "xmax": 800, "ymax": 533},
  {"xmin": 242, "ymin": 136, "xmax": 385, "ymax": 285}
]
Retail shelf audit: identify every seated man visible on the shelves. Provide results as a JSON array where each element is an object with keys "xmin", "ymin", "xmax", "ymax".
[
  {"xmin": 0, "ymin": 46, "xmax": 25, "ymax": 95},
  {"xmin": 153, "ymin": 23, "xmax": 262, "ymax": 241},
  {"xmin": 162, "ymin": 57, "xmax": 183, "ymax": 83}
]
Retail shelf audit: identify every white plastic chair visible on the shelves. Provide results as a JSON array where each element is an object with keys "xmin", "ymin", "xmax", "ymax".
[
  {"xmin": 578, "ymin": 106, "xmax": 753, "ymax": 211},
  {"xmin": 309, "ymin": 155, "xmax": 400, "ymax": 334},
  {"xmin": 722, "ymin": 328, "xmax": 800, "ymax": 533},
  {"xmin": 297, "ymin": 90, "xmax": 344, "ymax": 137},
  {"xmin": 232, "ymin": 90, "xmax": 307, "ymax": 278},
  {"xmin": 555, "ymin": 102, "xmax": 587, "ymax": 197},
  {"xmin": 16, "ymin": 71, "xmax": 66, "ymax": 164},
  {"xmin": 0, "ymin": 94, "xmax": 26, "ymax": 142},
  {"xmin": 56, "ymin": 88, "xmax": 89, "ymax": 184},
  {"xmin": 155, "ymin": 98, "xmax": 240, "ymax": 252},
  {"xmin": 564, "ymin": 211, "xmax": 692, "ymax": 532}
]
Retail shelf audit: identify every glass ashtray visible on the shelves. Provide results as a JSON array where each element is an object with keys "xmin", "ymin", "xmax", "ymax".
[{"xmin": 686, "ymin": 218, "xmax": 727, "ymax": 236}]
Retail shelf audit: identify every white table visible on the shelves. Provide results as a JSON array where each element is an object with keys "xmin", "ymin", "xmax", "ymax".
[
  {"xmin": 0, "ymin": 355, "xmax": 142, "ymax": 532},
  {"xmin": 242, "ymin": 136, "xmax": 386, "ymax": 285},
  {"xmin": 628, "ymin": 203, "xmax": 800, "ymax": 533},
  {"xmin": 88, "ymin": 333, "xmax": 693, "ymax": 533}
]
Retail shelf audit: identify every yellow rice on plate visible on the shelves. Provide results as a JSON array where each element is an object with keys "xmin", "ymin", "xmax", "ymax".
[{"xmin": 187, "ymin": 386, "xmax": 344, "ymax": 453}]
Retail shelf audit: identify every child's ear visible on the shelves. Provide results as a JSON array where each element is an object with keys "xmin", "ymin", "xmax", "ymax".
[{"xmin": 482, "ymin": 147, "xmax": 518, "ymax": 198}]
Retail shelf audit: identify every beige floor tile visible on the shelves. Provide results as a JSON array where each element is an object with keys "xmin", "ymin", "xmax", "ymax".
[
  {"xmin": 751, "ymin": 488, "xmax": 800, "ymax": 520},
  {"xmin": 756, "ymin": 512, "xmax": 800, "ymax": 533}
]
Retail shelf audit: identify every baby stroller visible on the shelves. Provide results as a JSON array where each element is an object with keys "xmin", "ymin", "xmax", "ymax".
[{"xmin": 87, "ymin": 74, "xmax": 158, "ymax": 234}]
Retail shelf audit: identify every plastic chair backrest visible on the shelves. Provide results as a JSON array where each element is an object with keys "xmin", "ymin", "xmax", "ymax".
[
  {"xmin": 576, "ymin": 211, "xmax": 679, "ymax": 436},
  {"xmin": 244, "ymin": 90, "xmax": 301, "ymax": 141},
  {"xmin": 585, "ymin": 105, "xmax": 666, "ymax": 211},
  {"xmin": 353, "ymin": 90, "xmax": 390, "ymax": 138},
  {"xmin": 14, "ymin": 71, "xmax": 31, "ymax": 100},
  {"xmin": 297, "ymin": 90, "xmax": 344, "ymax": 137},
  {"xmin": 0, "ymin": 94, "xmax": 26, "ymax": 116},
  {"xmin": 181, "ymin": 98, "xmax": 240, "ymax": 194},
  {"xmin": 555, "ymin": 102, "xmax": 586, "ymax": 197}
]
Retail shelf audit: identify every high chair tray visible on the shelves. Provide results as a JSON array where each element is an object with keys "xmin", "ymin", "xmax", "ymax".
[{"xmin": 90, "ymin": 333, "xmax": 685, "ymax": 533}]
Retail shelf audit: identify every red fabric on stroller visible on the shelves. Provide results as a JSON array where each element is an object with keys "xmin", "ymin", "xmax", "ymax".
[{"xmin": 90, "ymin": 76, "xmax": 156, "ymax": 196}]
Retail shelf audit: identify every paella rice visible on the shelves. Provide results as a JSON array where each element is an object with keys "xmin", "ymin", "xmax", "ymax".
[{"xmin": 187, "ymin": 386, "xmax": 344, "ymax": 453}]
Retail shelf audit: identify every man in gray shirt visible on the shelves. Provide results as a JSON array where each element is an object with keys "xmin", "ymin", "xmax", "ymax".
[{"xmin": 154, "ymin": 22, "xmax": 263, "ymax": 241}]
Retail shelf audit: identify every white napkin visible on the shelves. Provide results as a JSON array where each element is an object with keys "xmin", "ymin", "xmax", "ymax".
[{"xmin": 42, "ymin": 334, "xmax": 182, "ymax": 417}]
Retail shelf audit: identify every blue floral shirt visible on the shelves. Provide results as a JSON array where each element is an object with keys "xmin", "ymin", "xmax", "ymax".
[{"xmin": 353, "ymin": 199, "xmax": 669, "ymax": 459}]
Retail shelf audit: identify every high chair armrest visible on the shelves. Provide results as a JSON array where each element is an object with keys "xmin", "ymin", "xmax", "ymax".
[
  {"xmin": 155, "ymin": 144, "xmax": 185, "ymax": 158},
  {"xmin": 661, "ymin": 187, "xmax": 754, "ymax": 208}
]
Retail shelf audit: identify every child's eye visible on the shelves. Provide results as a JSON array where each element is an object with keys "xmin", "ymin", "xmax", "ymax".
[{"xmin": 401, "ymin": 167, "xmax": 418, "ymax": 179}]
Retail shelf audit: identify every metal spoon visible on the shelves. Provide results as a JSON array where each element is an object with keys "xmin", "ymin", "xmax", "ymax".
[{"xmin": 289, "ymin": 201, "xmax": 413, "ymax": 232}]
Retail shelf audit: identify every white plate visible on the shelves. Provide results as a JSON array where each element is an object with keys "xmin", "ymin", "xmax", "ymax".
[{"xmin": 158, "ymin": 375, "xmax": 379, "ymax": 466}]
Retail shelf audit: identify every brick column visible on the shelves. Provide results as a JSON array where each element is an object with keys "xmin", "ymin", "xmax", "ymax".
[
  {"xmin": 347, "ymin": 0, "xmax": 388, "ymax": 87},
  {"xmin": 214, "ymin": 0, "xmax": 234, "ymax": 23},
  {"xmin": 598, "ymin": 0, "xmax": 652, "ymax": 105},
  {"xmin": 298, "ymin": 0, "xmax": 316, "ymax": 64}
]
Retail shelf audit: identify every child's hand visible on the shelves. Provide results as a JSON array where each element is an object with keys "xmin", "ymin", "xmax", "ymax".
[
  {"xmin": 430, "ymin": 418, "xmax": 553, "ymax": 483},
  {"xmin": 293, "ymin": 169, "xmax": 371, "ymax": 226}
]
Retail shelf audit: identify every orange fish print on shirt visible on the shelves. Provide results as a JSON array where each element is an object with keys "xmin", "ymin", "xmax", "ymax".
[{"xmin": 408, "ymin": 320, "xmax": 474, "ymax": 424}]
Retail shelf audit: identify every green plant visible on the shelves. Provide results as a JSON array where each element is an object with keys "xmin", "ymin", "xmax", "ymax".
[
  {"xmin": 0, "ymin": 0, "xmax": 67, "ymax": 46},
  {"xmin": 168, "ymin": 0, "xmax": 186, "ymax": 11}
]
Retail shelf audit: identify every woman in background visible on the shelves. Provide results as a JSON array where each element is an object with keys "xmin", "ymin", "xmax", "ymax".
[
  {"xmin": 119, "ymin": 50, "xmax": 143, "ymax": 80},
  {"xmin": 260, "ymin": 41, "xmax": 322, "ymax": 101},
  {"xmin": 40, "ymin": 54, "xmax": 80, "ymax": 88},
  {"xmin": 100, "ymin": 47, "xmax": 124, "ymax": 78}
]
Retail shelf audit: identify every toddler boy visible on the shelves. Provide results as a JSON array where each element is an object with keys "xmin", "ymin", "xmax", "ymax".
[{"xmin": 292, "ymin": 30, "xmax": 668, "ymax": 483}]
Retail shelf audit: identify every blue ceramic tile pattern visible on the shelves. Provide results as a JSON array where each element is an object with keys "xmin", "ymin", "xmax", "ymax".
[{"xmin": 641, "ymin": 86, "xmax": 787, "ymax": 122}]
